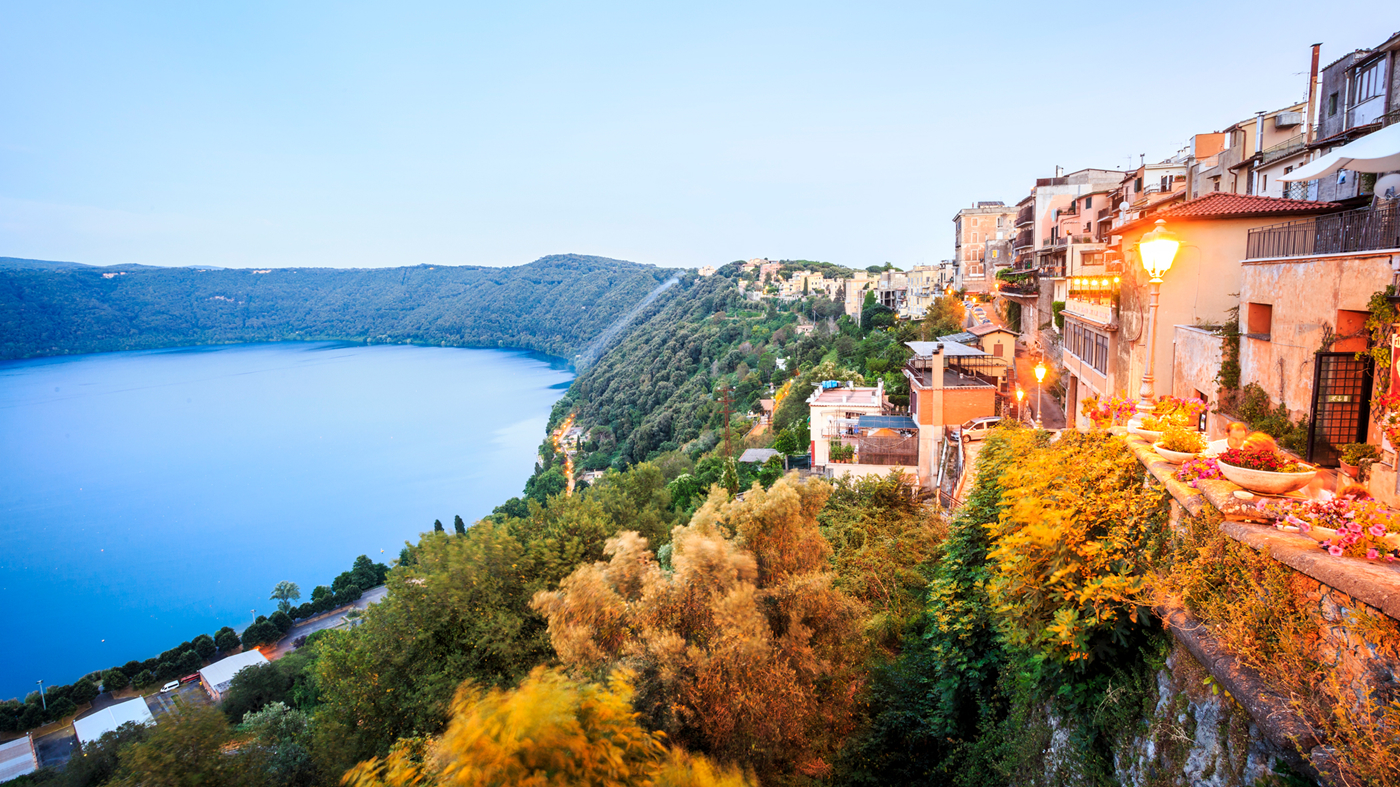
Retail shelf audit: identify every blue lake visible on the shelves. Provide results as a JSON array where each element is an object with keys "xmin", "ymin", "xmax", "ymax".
[{"xmin": 0, "ymin": 342, "xmax": 572, "ymax": 701}]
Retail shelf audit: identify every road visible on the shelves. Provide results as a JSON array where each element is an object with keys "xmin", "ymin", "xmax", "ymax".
[{"xmin": 266, "ymin": 584, "xmax": 388, "ymax": 660}]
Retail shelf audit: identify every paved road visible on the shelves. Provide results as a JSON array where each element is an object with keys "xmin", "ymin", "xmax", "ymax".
[
  {"xmin": 33, "ymin": 726, "xmax": 76, "ymax": 769},
  {"xmin": 267, "ymin": 584, "xmax": 389, "ymax": 660},
  {"xmin": 1013, "ymin": 348, "xmax": 1066, "ymax": 429},
  {"xmin": 143, "ymin": 682, "xmax": 210, "ymax": 719}
]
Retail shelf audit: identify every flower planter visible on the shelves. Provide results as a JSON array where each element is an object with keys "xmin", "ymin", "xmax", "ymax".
[
  {"xmin": 1152, "ymin": 442, "xmax": 1200, "ymax": 464},
  {"xmin": 1339, "ymin": 460, "xmax": 1359, "ymax": 479},
  {"xmin": 1216, "ymin": 459, "xmax": 1316, "ymax": 495},
  {"xmin": 1128, "ymin": 426, "xmax": 1163, "ymax": 442}
]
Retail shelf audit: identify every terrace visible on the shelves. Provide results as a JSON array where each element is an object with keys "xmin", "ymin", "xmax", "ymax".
[{"xmin": 1245, "ymin": 201, "xmax": 1400, "ymax": 260}]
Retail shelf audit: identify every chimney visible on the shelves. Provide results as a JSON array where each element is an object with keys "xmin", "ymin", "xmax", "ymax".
[{"xmin": 1306, "ymin": 43, "xmax": 1322, "ymax": 145}]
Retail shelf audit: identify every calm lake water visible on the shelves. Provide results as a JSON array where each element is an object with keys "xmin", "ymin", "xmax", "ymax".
[{"xmin": 0, "ymin": 342, "xmax": 572, "ymax": 701}]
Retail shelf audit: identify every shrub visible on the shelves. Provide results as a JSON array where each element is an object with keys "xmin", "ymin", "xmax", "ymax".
[
  {"xmin": 102, "ymin": 668, "xmax": 129, "ymax": 692},
  {"xmin": 132, "ymin": 670, "xmax": 157, "ymax": 689}
]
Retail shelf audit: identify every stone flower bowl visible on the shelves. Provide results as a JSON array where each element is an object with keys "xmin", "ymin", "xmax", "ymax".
[
  {"xmin": 1216, "ymin": 459, "xmax": 1316, "ymax": 495},
  {"xmin": 1128, "ymin": 425, "xmax": 1164, "ymax": 442},
  {"xmin": 1151, "ymin": 442, "xmax": 1200, "ymax": 464}
]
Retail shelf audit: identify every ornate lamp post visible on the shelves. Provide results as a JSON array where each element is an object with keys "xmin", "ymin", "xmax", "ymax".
[
  {"xmin": 1033, "ymin": 361, "xmax": 1047, "ymax": 429},
  {"xmin": 1135, "ymin": 219, "xmax": 1181, "ymax": 414},
  {"xmin": 1015, "ymin": 387, "xmax": 1025, "ymax": 423}
]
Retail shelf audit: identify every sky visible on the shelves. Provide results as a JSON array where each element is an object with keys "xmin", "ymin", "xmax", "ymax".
[{"xmin": 2, "ymin": 2, "xmax": 1397, "ymax": 271}]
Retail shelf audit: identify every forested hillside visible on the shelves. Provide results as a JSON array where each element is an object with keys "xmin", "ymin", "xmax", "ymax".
[{"xmin": 0, "ymin": 254, "xmax": 675, "ymax": 360}]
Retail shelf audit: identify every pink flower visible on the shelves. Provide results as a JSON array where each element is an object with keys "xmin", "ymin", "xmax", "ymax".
[
  {"xmin": 1367, "ymin": 548, "xmax": 1380, "ymax": 560},
  {"xmin": 1388, "ymin": 554, "xmax": 1397, "ymax": 562},
  {"xmin": 1347, "ymin": 521, "xmax": 1363, "ymax": 533},
  {"xmin": 1298, "ymin": 521, "xmax": 1311, "ymax": 533},
  {"xmin": 1329, "ymin": 545, "xmax": 1345, "ymax": 557},
  {"xmin": 1370, "ymin": 524, "xmax": 1387, "ymax": 538}
]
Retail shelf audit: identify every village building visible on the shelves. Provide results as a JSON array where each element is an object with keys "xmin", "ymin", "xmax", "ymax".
[
  {"xmin": 0, "ymin": 735, "xmax": 39, "ymax": 782},
  {"xmin": 72, "ymin": 697, "xmax": 155, "ymax": 746},
  {"xmin": 198, "ymin": 650, "xmax": 270, "ymax": 702}
]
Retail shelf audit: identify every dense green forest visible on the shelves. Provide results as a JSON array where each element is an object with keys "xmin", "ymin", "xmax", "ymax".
[{"xmin": 0, "ymin": 254, "xmax": 676, "ymax": 360}]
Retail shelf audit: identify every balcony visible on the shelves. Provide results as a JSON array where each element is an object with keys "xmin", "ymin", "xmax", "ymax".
[
  {"xmin": 1016, "ymin": 205, "xmax": 1034, "ymax": 228},
  {"xmin": 1012, "ymin": 228, "xmax": 1033, "ymax": 251},
  {"xmin": 1259, "ymin": 134, "xmax": 1306, "ymax": 165},
  {"xmin": 1245, "ymin": 202, "xmax": 1400, "ymax": 260},
  {"xmin": 1063, "ymin": 298, "xmax": 1117, "ymax": 327}
]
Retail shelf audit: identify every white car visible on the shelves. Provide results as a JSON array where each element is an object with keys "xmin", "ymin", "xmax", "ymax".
[
  {"xmin": 161, "ymin": 680, "xmax": 180, "ymax": 693},
  {"xmin": 959, "ymin": 416, "xmax": 1003, "ymax": 443}
]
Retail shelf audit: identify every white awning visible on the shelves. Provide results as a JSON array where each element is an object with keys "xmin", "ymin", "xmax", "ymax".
[{"xmin": 1280, "ymin": 123, "xmax": 1400, "ymax": 181}]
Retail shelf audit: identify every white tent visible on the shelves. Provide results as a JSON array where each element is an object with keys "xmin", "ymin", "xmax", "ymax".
[
  {"xmin": 1279, "ymin": 123, "xmax": 1400, "ymax": 181},
  {"xmin": 198, "ymin": 650, "xmax": 269, "ymax": 701},
  {"xmin": 72, "ymin": 698, "xmax": 155, "ymax": 746}
]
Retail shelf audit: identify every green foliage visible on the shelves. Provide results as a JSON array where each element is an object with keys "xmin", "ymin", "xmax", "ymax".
[
  {"xmin": 56, "ymin": 720, "xmax": 153, "ymax": 787},
  {"xmin": 1226, "ymin": 382, "xmax": 1310, "ymax": 454},
  {"xmin": 270, "ymin": 581, "xmax": 301, "ymax": 614},
  {"xmin": 1051, "ymin": 300, "xmax": 1065, "ymax": 329},
  {"xmin": 920, "ymin": 295, "xmax": 966, "ymax": 340},
  {"xmin": 453, "ymin": 514, "xmax": 466, "ymax": 535},
  {"xmin": 110, "ymin": 705, "xmax": 268, "ymax": 787},
  {"xmin": 1005, "ymin": 301, "xmax": 1021, "ymax": 333},
  {"xmin": 1215, "ymin": 309, "xmax": 1241, "ymax": 392},
  {"xmin": 1360, "ymin": 285, "xmax": 1398, "ymax": 374},
  {"xmin": 0, "ymin": 254, "xmax": 674, "ymax": 361}
]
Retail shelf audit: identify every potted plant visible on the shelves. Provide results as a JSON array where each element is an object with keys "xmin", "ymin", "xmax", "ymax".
[
  {"xmin": 1154, "ymin": 425, "xmax": 1207, "ymax": 464},
  {"xmin": 1339, "ymin": 442, "xmax": 1380, "ymax": 481},
  {"xmin": 1129, "ymin": 396, "xmax": 1207, "ymax": 441},
  {"xmin": 1217, "ymin": 447, "xmax": 1316, "ymax": 495}
]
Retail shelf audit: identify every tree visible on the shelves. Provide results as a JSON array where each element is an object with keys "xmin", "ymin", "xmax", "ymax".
[
  {"xmin": 533, "ymin": 476, "xmax": 866, "ymax": 782},
  {"xmin": 65, "ymin": 720, "xmax": 152, "ymax": 787},
  {"xmin": 102, "ymin": 668, "xmax": 130, "ymax": 692},
  {"xmin": 342, "ymin": 667, "xmax": 753, "ymax": 787},
  {"xmin": 241, "ymin": 703, "xmax": 317, "ymax": 787},
  {"xmin": 310, "ymin": 585, "xmax": 332, "ymax": 603},
  {"xmin": 243, "ymin": 618, "xmax": 281, "ymax": 649},
  {"xmin": 920, "ymin": 295, "xmax": 966, "ymax": 340},
  {"xmin": 434, "ymin": 519, "xmax": 445, "ymax": 533},
  {"xmin": 269, "ymin": 610, "xmax": 293, "ymax": 635},
  {"xmin": 453, "ymin": 515, "xmax": 466, "ymax": 535},
  {"xmin": 111, "ymin": 705, "xmax": 267, "ymax": 787},
  {"xmin": 71, "ymin": 678, "xmax": 100, "ymax": 706},
  {"xmin": 524, "ymin": 466, "xmax": 567, "ymax": 503},
  {"xmin": 191, "ymin": 634, "xmax": 217, "ymax": 661},
  {"xmin": 132, "ymin": 670, "xmax": 157, "ymax": 689},
  {"xmin": 269, "ymin": 581, "xmax": 301, "ymax": 614},
  {"xmin": 177, "ymin": 650, "xmax": 203, "ymax": 676},
  {"xmin": 222, "ymin": 662, "xmax": 292, "ymax": 722},
  {"xmin": 214, "ymin": 627, "xmax": 240, "ymax": 654}
]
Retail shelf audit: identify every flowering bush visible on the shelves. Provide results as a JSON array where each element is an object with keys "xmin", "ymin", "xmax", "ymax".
[
  {"xmin": 1257, "ymin": 496, "xmax": 1400, "ymax": 561},
  {"xmin": 1371, "ymin": 390, "xmax": 1400, "ymax": 446},
  {"xmin": 1081, "ymin": 394, "xmax": 1136, "ymax": 429},
  {"xmin": 1154, "ymin": 396, "xmax": 1208, "ymax": 424},
  {"xmin": 1174, "ymin": 457, "xmax": 1221, "ymax": 487},
  {"xmin": 1158, "ymin": 425, "xmax": 1205, "ymax": 454},
  {"xmin": 1218, "ymin": 447, "xmax": 1308, "ymax": 473}
]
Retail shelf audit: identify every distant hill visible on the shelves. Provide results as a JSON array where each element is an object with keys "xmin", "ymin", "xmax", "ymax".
[
  {"xmin": 0, "ymin": 256, "xmax": 91, "ymax": 271},
  {"xmin": 0, "ymin": 254, "xmax": 687, "ymax": 361}
]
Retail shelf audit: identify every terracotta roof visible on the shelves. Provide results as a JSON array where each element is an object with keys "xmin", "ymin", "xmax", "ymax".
[
  {"xmin": 968, "ymin": 322, "xmax": 1013, "ymax": 336},
  {"xmin": 1111, "ymin": 192, "xmax": 1341, "ymax": 236}
]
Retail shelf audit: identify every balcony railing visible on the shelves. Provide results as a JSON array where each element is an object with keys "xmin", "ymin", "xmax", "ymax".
[
  {"xmin": 1245, "ymin": 202, "xmax": 1400, "ymax": 260},
  {"xmin": 1259, "ymin": 133, "xmax": 1306, "ymax": 165},
  {"xmin": 855, "ymin": 434, "xmax": 918, "ymax": 466},
  {"xmin": 1016, "ymin": 205, "xmax": 1034, "ymax": 227}
]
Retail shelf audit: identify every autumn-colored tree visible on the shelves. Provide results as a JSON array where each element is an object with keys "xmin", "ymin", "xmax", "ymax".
[
  {"xmin": 920, "ymin": 295, "xmax": 966, "ymax": 340},
  {"xmin": 533, "ymin": 475, "xmax": 865, "ymax": 782},
  {"xmin": 342, "ymin": 667, "xmax": 753, "ymax": 787}
]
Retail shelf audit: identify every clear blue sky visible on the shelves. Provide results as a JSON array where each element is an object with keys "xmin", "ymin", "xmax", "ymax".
[{"xmin": 2, "ymin": 1, "xmax": 1396, "ymax": 270}]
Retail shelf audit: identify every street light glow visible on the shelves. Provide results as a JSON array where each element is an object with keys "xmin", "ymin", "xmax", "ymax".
[
  {"xmin": 1138, "ymin": 219, "xmax": 1180, "ymax": 280},
  {"xmin": 1034, "ymin": 362, "xmax": 1047, "ymax": 383}
]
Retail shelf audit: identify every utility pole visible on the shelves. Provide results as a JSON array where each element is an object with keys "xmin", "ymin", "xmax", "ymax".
[
  {"xmin": 718, "ymin": 384, "xmax": 734, "ymax": 458},
  {"xmin": 36, "ymin": 680, "xmax": 46, "ymax": 711}
]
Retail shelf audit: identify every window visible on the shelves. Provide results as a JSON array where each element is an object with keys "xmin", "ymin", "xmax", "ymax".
[
  {"xmin": 1260, "ymin": 173, "xmax": 1267, "ymax": 192},
  {"xmin": 1094, "ymin": 335, "xmax": 1108, "ymax": 374},
  {"xmin": 993, "ymin": 342, "xmax": 1004, "ymax": 357},
  {"xmin": 1328, "ymin": 92, "xmax": 1338, "ymax": 117},
  {"xmin": 1247, "ymin": 303, "xmax": 1273, "ymax": 339},
  {"xmin": 997, "ymin": 217, "xmax": 1005, "ymax": 228},
  {"xmin": 1084, "ymin": 196, "xmax": 1093, "ymax": 209},
  {"xmin": 1134, "ymin": 177, "xmax": 1143, "ymax": 192},
  {"xmin": 1354, "ymin": 60, "xmax": 1383, "ymax": 102}
]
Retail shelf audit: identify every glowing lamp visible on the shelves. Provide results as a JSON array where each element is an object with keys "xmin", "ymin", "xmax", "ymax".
[
  {"xmin": 1034, "ymin": 362, "xmax": 1047, "ymax": 383},
  {"xmin": 1138, "ymin": 219, "xmax": 1180, "ymax": 280},
  {"xmin": 1015, "ymin": 388, "xmax": 1024, "ymax": 402}
]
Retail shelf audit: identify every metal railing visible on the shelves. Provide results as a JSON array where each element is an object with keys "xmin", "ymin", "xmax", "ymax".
[
  {"xmin": 1016, "ymin": 205, "xmax": 1034, "ymax": 227},
  {"xmin": 856, "ymin": 434, "xmax": 918, "ymax": 466},
  {"xmin": 1245, "ymin": 201, "xmax": 1400, "ymax": 259},
  {"xmin": 1259, "ymin": 134, "xmax": 1306, "ymax": 165}
]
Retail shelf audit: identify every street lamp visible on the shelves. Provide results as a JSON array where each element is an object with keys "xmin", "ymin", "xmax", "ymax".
[
  {"xmin": 1033, "ymin": 361, "xmax": 1047, "ymax": 428},
  {"xmin": 36, "ymin": 680, "xmax": 46, "ymax": 711},
  {"xmin": 1015, "ymin": 387, "xmax": 1025, "ymax": 423},
  {"xmin": 1135, "ymin": 219, "xmax": 1181, "ymax": 414}
]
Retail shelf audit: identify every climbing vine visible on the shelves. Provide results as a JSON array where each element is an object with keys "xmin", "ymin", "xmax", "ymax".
[{"xmin": 1360, "ymin": 284, "xmax": 1397, "ymax": 377}]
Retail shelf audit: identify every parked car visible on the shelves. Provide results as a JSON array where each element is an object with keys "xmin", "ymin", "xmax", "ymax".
[
  {"xmin": 161, "ymin": 680, "xmax": 180, "ymax": 693},
  {"xmin": 959, "ymin": 416, "xmax": 1003, "ymax": 442},
  {"xmin": 179, "ymin": 674, "xmax": 200, "ymax": 685}
]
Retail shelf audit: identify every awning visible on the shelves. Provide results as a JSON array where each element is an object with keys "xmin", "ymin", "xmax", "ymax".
[
  {"xmin": 856, "ymin": 414, "xmax": 918, "ymax": 430},
  {"xmin": 1280, "ymin": 123, "xmax": 1400, "ymax": 181}
]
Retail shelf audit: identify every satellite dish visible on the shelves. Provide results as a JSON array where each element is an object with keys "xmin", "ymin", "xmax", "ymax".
[
  {"xmin": 1375, "ymin": 173, "xmax": 1400, "ymax": 200},
  {"xmin": 1119, "ymin": 201, "xmax": 1131, "ymax": 212}
]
